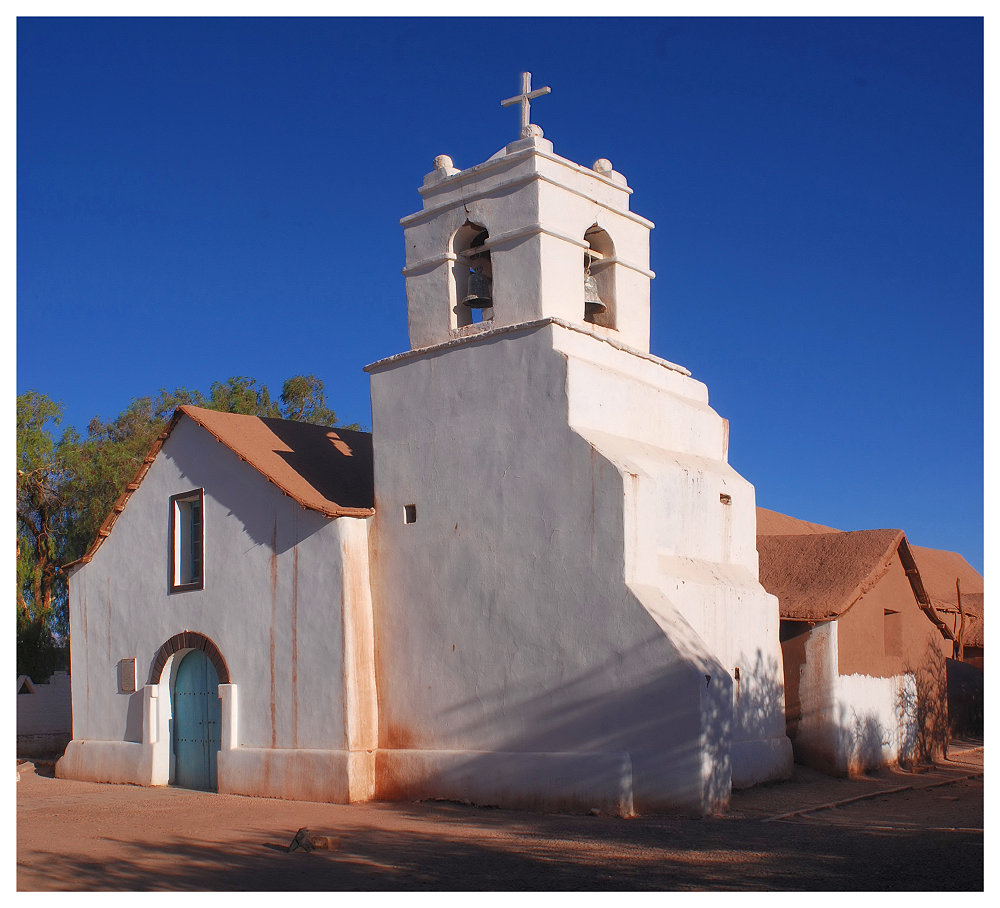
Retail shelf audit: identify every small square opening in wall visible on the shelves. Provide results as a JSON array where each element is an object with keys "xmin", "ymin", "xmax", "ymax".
[
  {"xmin": 720, "ymin": 493, "xmax": 732, "ymax": 505},
  {"xmin": 403, "ymin": 504, "xmax": 417, "ymax": 524}
]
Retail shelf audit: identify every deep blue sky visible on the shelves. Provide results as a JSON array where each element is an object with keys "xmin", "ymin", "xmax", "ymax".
[{"xmin": 16, "ymin": 17, "xmax": 984, "ymax": 571}]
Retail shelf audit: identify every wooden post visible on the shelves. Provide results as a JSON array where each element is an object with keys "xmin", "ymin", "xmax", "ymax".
[{"xmin": 955, "ymin": 577, "xmax": 965, "ymax": 662}]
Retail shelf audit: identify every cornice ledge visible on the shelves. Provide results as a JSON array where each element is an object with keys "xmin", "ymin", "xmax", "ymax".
[{"xmin": 365, "ymin": 317, "xmax": 690, "ymax": 376}]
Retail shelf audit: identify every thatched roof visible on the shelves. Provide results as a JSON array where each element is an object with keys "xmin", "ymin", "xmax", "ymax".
[
  {"xmin": 756, "ymin": 507, "xmax": 841, "ymax": 536},
  {"xmin": 756, "ymin": 508, "xmax": 984, "ymax": 648},
  {"xmin": 756, "ymin": 529, "xmax": 905, "ymax": 621}
]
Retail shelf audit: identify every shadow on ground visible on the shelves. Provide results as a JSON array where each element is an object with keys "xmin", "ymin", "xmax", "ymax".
[{"xmin": 20, "ymin": 797, "xmax": 983, "ymax": 891}]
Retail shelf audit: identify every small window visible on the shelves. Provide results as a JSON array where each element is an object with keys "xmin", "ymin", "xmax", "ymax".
[
  {"xmin": 403, "ymin": 504, "xmax": 417, "ymax": 525},
  {"xmin": 884, "ymin": 609, "xmax": 902, "ymax": 657},
  {"xmin": 170, "ymin": 489, "xmax": 205, "ymax": 591}
]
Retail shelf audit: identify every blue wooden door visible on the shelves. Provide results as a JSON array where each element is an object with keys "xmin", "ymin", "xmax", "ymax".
[{"xmin": 172, "ymin": 649, "xmax": 221, "ymax": 790}]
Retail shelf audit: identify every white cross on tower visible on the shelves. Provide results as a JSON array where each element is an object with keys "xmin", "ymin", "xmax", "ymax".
[{"xmin": 501, "ymin": 71, "xmax": 551, "ymax": 136}]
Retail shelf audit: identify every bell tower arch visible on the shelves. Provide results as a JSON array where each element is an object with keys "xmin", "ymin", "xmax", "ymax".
[
  {"xmin": 451, "ymin": 222, "xmax": 493, "ymax": 327},
  {"xmin": 399, "ymin": 74, "xmax": 655, "ymax": 352}
]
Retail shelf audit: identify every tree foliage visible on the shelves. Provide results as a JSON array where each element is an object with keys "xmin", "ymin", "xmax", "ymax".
[
  {"xmin": 280, "ymin": 375, "xmax": 338, "ymax": 425},
  {"xmin": 207, "ymin": 376, "xmax": 279, "ymax": 418},
  {"xmin": 17, "ymin": 393, "xmax": 70, "ymax": 641},
  {"xmin": 15, "ymin": 374, "xmax": 356, "ymax": 677}
]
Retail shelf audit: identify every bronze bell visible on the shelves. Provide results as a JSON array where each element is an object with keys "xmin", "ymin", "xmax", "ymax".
[
  {"xmin": 463, "ymin": 268, "xmax": 493, "ymax": 309},
  {"xmin": 584, "ymin": 272, "xmax": 606, "ymax": 317}
]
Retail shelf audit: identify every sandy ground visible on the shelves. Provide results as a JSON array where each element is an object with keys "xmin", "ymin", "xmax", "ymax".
[{"xmin": 17, "ymin": 741, "xmax": 983, "ymax": 891}]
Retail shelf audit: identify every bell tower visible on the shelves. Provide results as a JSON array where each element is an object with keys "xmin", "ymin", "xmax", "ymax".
[
  {"xmin": 368, "ymin": 74, "xmax": 792, "ymax": 815},
  {"xmin": 400, "ymin": 72, "xmax": 655, "ymax": 352}
]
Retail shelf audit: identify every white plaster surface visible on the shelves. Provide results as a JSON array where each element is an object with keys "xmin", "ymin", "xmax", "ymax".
[
  {"xmin": 57, "ymin": 740, "xmax": 152, "ymax": 785},
  {"xmin": 401, "ymin": 136, "xmax": 653, "ymax": 351},
  {"xmin": 368, "ymin": 319, "xmax": 791, "ymax": 812},
  {"xmin": 376, "ymin": 750, "xmax": 634, "ymax": 816},
  {"xmin": 218, "ymin": 748, "xmax": 374, "ymax": 803},
  {"xmin": 787, "ymin": 622, "xmax": 920, "ymax": 773},
  {"xmin": 59, "ymin": 413, "xmax": 376, "ymax": 799},
  {"xmin": 835, "ymin": 671, "xmax": 918, "ymax": 771}
]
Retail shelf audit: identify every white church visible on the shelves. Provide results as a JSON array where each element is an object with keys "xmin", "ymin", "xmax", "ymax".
[{"xmin": 57, "ymin": 75, "xmax": 793, "ymax": 815}]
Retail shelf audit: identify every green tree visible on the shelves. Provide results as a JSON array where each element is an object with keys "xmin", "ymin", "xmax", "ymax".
[
  {"xmin": 207, "ymin": 376, "xmax": 279, "ymax": 417},
  {"xmin": 16, "ymin": 392, "xmax": 73, "ymax": 679},
  {"xmin": 17, "ymin": 392, "xmax": 66, "ymax": 627},
  {"xmin": 280, "ymin": 374, "xmax": 357, "ymax": 427},
  {"xmin": 16, "ymin": 388, "xmax": 205, "ymax": 678},
  {"xmin": 17, "ymin": 616, "xmax": 60, "ymax": 683},
  {"xmin": 69, "ymin": 387, "xmax": 204, "ymax": 570}
]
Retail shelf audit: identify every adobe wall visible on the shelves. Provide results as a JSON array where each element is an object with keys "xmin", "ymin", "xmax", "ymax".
[
  {"xmin": 780, "ymin": 622, "xmax": 841, "ymax": 774},
  {"xmin": 836, "ymin": 552, "xmax": 947, "ymax": 678},
  {"xmin": 402, "ymin": 136, "xmax": 653, "ymax": 353},
  {"xmin": 17, "ymin": 671, "xmax": 72, "ymax": 756},
  {"xmin": 368, "ymin": 322, "xmax": 790, "ymax": 813},
  {"xmin": 780, "ymin": 553, "xmax": 948, "ymax": 774},
  {"xmin": 557, "ymin": 327, "xmax": 790, "ymax": 788},
  {"xmin": 780, "ymin": 621, "xmax": 919, "ymax": 774},
  {"xmin": 836, "ymin": 551, "xmax": 948, "ymax": 762},
  {"xmin": 59, "ymin": 416, "xmax": 376, "ymax": 800}
]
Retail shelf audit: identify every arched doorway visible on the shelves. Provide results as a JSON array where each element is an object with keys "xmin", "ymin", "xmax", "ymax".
[{"xmin": 172, "ymin": 649, "xmax": 222, "ymax": 790}]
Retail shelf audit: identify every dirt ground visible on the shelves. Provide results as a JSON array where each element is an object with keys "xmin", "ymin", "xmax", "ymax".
[{"xmin": 16, "ymin": 741, "xmax": 984, "ymax": 891}]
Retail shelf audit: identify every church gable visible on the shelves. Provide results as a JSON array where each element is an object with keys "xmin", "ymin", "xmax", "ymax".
[
  {"xmin": 60, "ymin": 407, "xmax": 377, "ymax": 797},
  {"xmin": 68, "ymin": 406, "xmax": 374, "ymax": 572}
]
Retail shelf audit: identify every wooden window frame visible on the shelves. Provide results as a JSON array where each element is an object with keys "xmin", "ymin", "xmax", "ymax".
[{"xmin": 170, "ymin": 488, "xmax": 205, "ymax": 592}]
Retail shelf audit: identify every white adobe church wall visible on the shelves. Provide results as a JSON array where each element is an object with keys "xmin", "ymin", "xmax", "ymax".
[
  {"xmin": 557, "ymin": 327, "xmax": 791, "ymax": 787},
  {"xmin": 368, "ymin": 324, "xmax": 739, "ymax": 813},
  {"xmin": 368, "ymin": 89, "xmax": 792, "ymax": 813},
  {"xmin": 58, "ymin": 414, "xmax": 377, "ymax": 802}
]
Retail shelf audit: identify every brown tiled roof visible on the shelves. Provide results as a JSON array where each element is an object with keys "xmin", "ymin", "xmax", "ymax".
[
  {"xmin": 66, "ymin": 406, "xmax": 374, "ymax": 569},
  {"xmin": 756, "ymin": 507, "xmax": 841, "ymax": 536},
  {"xmin": 757, "ymin": 529, "xmax": 905, "ymax": 621},
  {"xmin": 179, "ymin": 406, "xmax": 374, "ymax": 518}
]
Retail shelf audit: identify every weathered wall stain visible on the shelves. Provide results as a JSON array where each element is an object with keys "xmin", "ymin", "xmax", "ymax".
[
  {"xmin": 270, "ymin": 515, "xmax": 278, "ymax": 749},
  {"xmin": 82, "ymin": 582, "xmax": 90, "ymax": 733},
  {"xmin": 105, "ymin": 577, "xmax": 112, "ymax": 669},
  {"xmin": 292, "ymin": 533, "xmax": 299, "ymax": 749},
  {"xmin": 340, "ymin": 521, "xmax": 378, "ymax": 758}
]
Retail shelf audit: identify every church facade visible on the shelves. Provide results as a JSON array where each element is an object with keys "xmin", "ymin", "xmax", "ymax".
[{"xmin": 58, "ymin": 79, "xmax": 794, "ymax": 814}]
